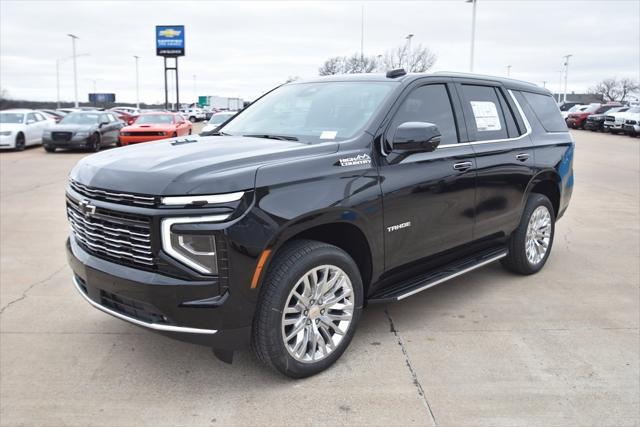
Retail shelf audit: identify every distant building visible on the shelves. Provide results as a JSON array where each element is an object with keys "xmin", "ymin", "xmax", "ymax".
[{"xmin": 552, "ymin": 92, "xmax": 604, "ymax": 104}]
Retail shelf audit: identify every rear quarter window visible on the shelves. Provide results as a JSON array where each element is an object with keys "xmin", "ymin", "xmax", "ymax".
[{"xmin": 521, "ymin": 92, "xmax": 567, "ymax": 132}]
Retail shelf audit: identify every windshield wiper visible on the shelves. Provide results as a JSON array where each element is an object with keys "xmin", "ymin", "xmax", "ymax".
[{"xmin": 242, "ymin": 134, "xmax": 298, "ymax": 141}]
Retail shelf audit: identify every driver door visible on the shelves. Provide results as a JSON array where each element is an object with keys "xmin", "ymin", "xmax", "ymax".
[{"xmin": 379, "ymin": 80, "xmax": 476, "ymax": 271}]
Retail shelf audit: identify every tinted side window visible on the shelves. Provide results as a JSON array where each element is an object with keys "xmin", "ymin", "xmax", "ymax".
[
  {"xmin": 389, "ymin": 84, "xmax": 458, "ymax": 146},
  {"xmin": 460, "ymin": 84, "xmax": 509, "ymax": 141},
  {"xmin": 496, "ymin": 89, "xmax": 520, "ymax": 137},
  {"xmin": 521, "ymin": 91, "xmax": 567, "ymax": 132},
  {"xmin": 26, "ymin": 113, "xmax": 37, "ymax": 123}
]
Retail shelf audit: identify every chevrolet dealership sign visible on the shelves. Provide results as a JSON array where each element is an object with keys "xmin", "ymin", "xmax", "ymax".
[{"xmin": 156, "ymin": 25, "xmax": 185, "ymax": 57}]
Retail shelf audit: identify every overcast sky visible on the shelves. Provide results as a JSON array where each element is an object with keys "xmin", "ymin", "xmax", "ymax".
[{"xmin": 1, "ymin": 0, "xmax": 638, "ymax": 104}]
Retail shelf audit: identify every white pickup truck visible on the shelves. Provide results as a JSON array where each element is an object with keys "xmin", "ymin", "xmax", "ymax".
[{"xmin": 179, "ymin": 108, "xmax": 206, "ymax": 123}]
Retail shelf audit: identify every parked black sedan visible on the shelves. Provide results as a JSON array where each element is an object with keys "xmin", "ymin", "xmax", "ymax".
[
  {"xmin": 42, "ymin": 111, "xmax": 124, "ymax": 152},
  {"xmin": 584, "ymin": 106, "xmax": 629, "ymax": 132}
]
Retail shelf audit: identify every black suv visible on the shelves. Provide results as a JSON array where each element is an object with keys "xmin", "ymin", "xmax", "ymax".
[{"xmin": 66, "ymin": 70, "xmax": 574, "ymax": 378}]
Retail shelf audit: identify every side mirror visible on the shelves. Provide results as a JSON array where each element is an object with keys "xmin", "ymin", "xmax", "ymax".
[
  {"xmin": 26, "ymin": 119, "xmax": 35, "ymax": 125},
  {"xmin": 99, "ymin": 121, "xmax": 109, "ymax": 128},
  {"xmin": 392, "ymin": 122, "xmax": 441, "ymax": 153}
]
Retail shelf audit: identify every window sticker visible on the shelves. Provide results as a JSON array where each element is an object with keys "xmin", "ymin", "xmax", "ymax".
[
  {"xmin": 320, "ymin": 130, "xmax": 338, "ymax": 140},
  {"xmin": 470, "ymin": 101, "xmax": 502, "ymax": 132}
]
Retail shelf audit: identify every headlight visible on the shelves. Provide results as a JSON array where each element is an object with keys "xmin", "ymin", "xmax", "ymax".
[
  {"xmin": 0, "ymin": 131, "xmax": 12, "ymax": 136},
  {"xmin": 75, "ymin": 131, "xmax": 90, "ymax": 138},
  {"xmin": 161, "ymin": 215, "xmax": 229, "ymax": 274}
]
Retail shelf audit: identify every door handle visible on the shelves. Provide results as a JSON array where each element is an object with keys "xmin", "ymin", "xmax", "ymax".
[
  {"xmin": 453, "ymin": 161, "xmax": 473, "ymax": 171},
  {"xmin": 516, "ymin": 153, "xmax": 530, "ymax": 162}
]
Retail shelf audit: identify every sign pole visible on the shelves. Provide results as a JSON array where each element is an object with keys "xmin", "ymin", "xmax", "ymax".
[
  {"xmin": 175, "ymin": 57, "xmax": 180, "ymax": 110},
  {"xmin": 164, "ymin": 56, "xmax": 169, "ymax": 111}
]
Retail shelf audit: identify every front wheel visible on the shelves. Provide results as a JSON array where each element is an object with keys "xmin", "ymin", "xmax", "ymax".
[
  {"xmin": 14, "ymin": 133, "xmax": 25, "ymax": 151},
  {"xmin": 252, "ymin": 240, "xmax": 363, "ymax": 378},
  {"xmin": 501, "ymin": 193, "xmax": 555, "ymax": 275},
  {"xmin": 189, "ymin": 116, "xmax": 196, "ymax": 123},
  {"xmin": 86, "ymin": 133, "xmax": 101, "ymax": 152}
]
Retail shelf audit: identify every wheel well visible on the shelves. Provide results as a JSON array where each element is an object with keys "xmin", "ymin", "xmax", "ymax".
[
  {"xmin": 286, "ymin": 223, "xmax": 373, "ymax": 293},
  {"xmin": 531, "ymin": 180, "xmax": 560, "ymax": 217}
]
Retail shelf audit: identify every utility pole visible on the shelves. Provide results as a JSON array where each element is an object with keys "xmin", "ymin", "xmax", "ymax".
[
  {"xmin": 360, "ymin": 5, "xmax": 364, "ymax": 59},
  {"xmin": 67, "ymin": 34, "xmax": 79, "ymax": 108},
  {"xmin": 405, "ymin": 33, "xmax": 414, "ymax": 70},
  {"xmin": 193, "ymin": 74, "xmax": 197, "ymax": 105},
  {"xmin": 562, "ymin": 54, "xmax": 572, "ymax": 103},
  {"xmin": 506, "ymin": 65, "xmax": 512, "ymax": 77},
  {"xmin": 467, "ymin": 0, "xmax": 477, "ymax": 72},
  {"xmin": 134, "ymin": 56, "xmax": 140, "ymax": 109},
  {"xmin": 56, "ymin": 59, "xmax": 61, "ymax": 109},
  {"xmin": 542, "ymin": 80, "xmax": 547, "ymax": 88}
]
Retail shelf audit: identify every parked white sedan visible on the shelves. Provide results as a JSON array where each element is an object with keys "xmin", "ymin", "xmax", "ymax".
[{"xmin": 0, "ymin": 109, "xmax": 55, "ymax": 150}]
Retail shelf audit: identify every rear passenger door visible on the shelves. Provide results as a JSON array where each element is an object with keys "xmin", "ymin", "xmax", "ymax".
[
  {"xmin": 455, "ymin": 80, "xmax": 534, "ymax": 240},
  {"xmin": 379, "ymin": 79, "xmax": 476, "ymax": 271}
]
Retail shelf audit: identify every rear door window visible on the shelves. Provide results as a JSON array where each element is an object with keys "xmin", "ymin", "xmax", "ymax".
[
  {"xmin": 459, "ymin": 84, "xmax": 509, "ymax": 141},
  {"xmin": 521, "ymin": 92, "xmax": 567, "ymax": 132}
]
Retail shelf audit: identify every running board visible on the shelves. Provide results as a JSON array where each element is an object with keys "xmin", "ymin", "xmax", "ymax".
[{"xmin": 368, "ymin": 247, "xmax": 508, "ymax": 303}]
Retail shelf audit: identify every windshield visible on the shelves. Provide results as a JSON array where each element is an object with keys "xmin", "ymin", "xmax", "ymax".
[
  {"xmin": 628, "ymin": 107, "xmax": 640, "ymax": 114},
  {"xmin": 221, "ymin": 81, "xmax": 397, "ymax": 142},
  {"xmin": 568, "ymin": 105, "xmax": 582, "ymax": 113},
  {"xmin": 559, "ymin": 103, "xmax": 577, "ymax": 111},
  {"xmin": 60, "ymin": 113, "xmax": 101, "ymax": 125},
  {"xmin": 0, "ymin": 113, "xmax": 25, "ymax": 124},
  {"xmin": 135, "ymin": 114, "xmax": 174, "ymax": 124},
  {"xmin": 209, "ymin": 113, "xmax": 235, "ymax": 125}
]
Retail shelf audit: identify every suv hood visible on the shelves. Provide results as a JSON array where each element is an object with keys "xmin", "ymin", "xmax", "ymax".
[{"xmin": 70, "ymin": 135, "xmax": 338, "ymax": 195}]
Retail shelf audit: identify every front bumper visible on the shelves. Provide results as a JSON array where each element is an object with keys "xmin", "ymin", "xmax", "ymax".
[
  {"xmin": 584, "ymin": 120, "xmax": 603, "ymax": 131},
  {"xmin": 566, "ymin": 118, "xmax": 584, "ymax": 128},
  {"xmin": 0, "ymin": 134, "xmax": 16, "ymax": 149},
  {"xmin": 44, "ymin": 135, "xmax": 90, "ymax": 148},
  {"xmin": 66, "ymin": 237, "xmax": 251, "ymax": 349},
  {"xmin": 119, "ymin": 134, "xmax": 171, "ymax": 145},
  {"xmin": 604, "ymin": 122, "xmax": 624, "ymax": 131}
]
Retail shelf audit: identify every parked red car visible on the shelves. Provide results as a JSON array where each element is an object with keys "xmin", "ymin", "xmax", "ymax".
[
  {"xmin": 566, "ymin": 103, "xmax": 622, "ymax": 129},
  {"xmin": 112, "ymin": 110, "xmax": 138, "ymax": 125},
  {"xmin": 119, "ymin": 112, "xmax": 192, "ymax": 145}
]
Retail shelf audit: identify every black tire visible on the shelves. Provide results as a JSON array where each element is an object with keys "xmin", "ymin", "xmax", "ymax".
[
  {"xmin": 14, "ymin": 133, "xmax": 25, "ymax": 151},
  {"xmin": 116, "ymin": 137, "xmax": 122, "ymax": 147},
  {"xmin": 188, "ymin": 129, "xmax": 192, "ymax": 135},
  {"xmin": 86, "ymin": 133, "xmax": 101, "ymax": 152},
  {"xmin": 172, "ymin": 132, "xmax": 177, "ymax": 138},
  {"xmin": 189, "ymin": 116, "xmax": 196, "ymax": 123},
  {"xmin": 252, "ymin": 240, "xmax": 363, "ymax": 378},
  {"xmin": 501, "ymin": 193, "xmax": 555, "ymax": 275},
  {"xmin": 44, "ymin": 145, "xmax": 56, "ymax": 153}
]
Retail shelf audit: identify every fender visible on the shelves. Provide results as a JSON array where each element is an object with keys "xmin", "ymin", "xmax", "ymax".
[{"xmin": 521, "ymin": 169, "xmax": 562, "ymax": 217}]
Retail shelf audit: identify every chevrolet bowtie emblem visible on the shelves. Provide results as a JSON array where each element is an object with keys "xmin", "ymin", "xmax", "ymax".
[{"xmin": 79, "ymin": 200, "xmax": 96, "ymax": 217}]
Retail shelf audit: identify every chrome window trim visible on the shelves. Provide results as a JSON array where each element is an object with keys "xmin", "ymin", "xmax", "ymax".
[
  {"xmin": 160, "ymin": 214, "xmax": 230, "ymax": 274},
  {"xmin": 438, "ymin": 89, "xmax": 532, "ymax": 148},
  {"xmin": 72, "ymin": 276, "xmax": 218, "ymax": 335},
  {"xmin": 161, "ymin": 192, "xmax": 244, "ymax": 206}
]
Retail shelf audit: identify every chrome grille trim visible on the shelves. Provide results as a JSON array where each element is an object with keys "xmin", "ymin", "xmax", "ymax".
[
  {"xmin": 66, "ymin": 196, "xmax": 154, "ymax": 267},
  {"xmin": 69, "ymin": 179, "xmax": 156, "ymax": 206}
]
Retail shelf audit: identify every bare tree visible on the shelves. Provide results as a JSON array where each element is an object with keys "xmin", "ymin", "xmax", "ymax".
[
  {"xmin": 589, "ymin": 77, "xmax": 639, "ymax": 102},
  {"xmin": 382, "ymin": 43, "xmax": 437, "ymax": 72},
  {"xmin": 319, "ymin": 57, "xmax": 345, "ymax": 76}
]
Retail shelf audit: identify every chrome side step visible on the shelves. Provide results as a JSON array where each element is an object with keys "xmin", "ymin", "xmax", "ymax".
[{"xmin": 369, "ymin": 247, "xmax": 507, "ymax": 303}]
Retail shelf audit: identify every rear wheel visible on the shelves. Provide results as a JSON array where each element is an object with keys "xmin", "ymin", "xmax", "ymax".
[
  {"xmin": 501, "ymin": 193, "xmax": 555, "ymax": 275},
  {"xmin": 252, "ymin": 240, "xmax": 363, "ymax": 378},
  {"xmin": 14, "ymin": 133, "xmax": 25, "ymax": 151}
]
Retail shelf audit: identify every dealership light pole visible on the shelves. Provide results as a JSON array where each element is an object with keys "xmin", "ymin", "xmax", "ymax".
[
  {"xmin": 404, "ymin": 33, "xmax": 414, "ymax": 70},
  {"xmin": 134, "ymin": 56, "xmax": 140, "ymax": 109},
  {"xmin": 67, "ymin": 34, "xmax": 80, "ymax": 108},
  {"xmin": 506, "ymin": 65, "xmax": 512, "ymax": 77},
  {"xmin": 466, "ymin": 0, "xmax": 477, "ymax": 72},
  {"xmin": 193, "ymin": 74, "xmax": 197, "ymax": 104},
  {"xmin": 56, "ymin": 53, "xmax": 89, "ymax": 109},
  {"xmin": 562, "ymin": 54, "xmax": 572, "ymax": 103}
]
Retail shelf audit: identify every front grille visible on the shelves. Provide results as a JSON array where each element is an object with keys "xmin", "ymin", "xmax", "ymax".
[
  {"xmin": 67, "ymin": 196, "xmax": 154, "ymax": 268},
  {"xmin": 52, "ymin": 132, "xmax": 72, "ymax": 141},
  {"xmin": 124, "ymin": 131, "xmax": 165, "ymax": 136},
  {"xmin": 604, "ymin": 116, "xmax": 615, "ymax": 122},
  {"xmin": 625, "ymin": 120, "xmax": 637, "ymax": 125},
  {"xmin": 69, "ymin": 179, "xmax": 156, "ymax": 207},
  {"xmin": 100, "ymin": 290, "xmax": 168, "ymax": 324}
]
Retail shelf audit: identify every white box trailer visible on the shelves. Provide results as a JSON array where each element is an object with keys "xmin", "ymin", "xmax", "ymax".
[{"xmin": 205, "ymin": 96, "xmax": 244, "ymax": 111}]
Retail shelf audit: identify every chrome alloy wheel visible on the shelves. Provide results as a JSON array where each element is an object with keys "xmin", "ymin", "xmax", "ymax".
[
  {"xmin": 525, "ymin": 205, "xmax": 552, "ymax": 265},
  {"xmin": 281, "ymin": 265, "xmax": 354, "ymax": 363}
]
